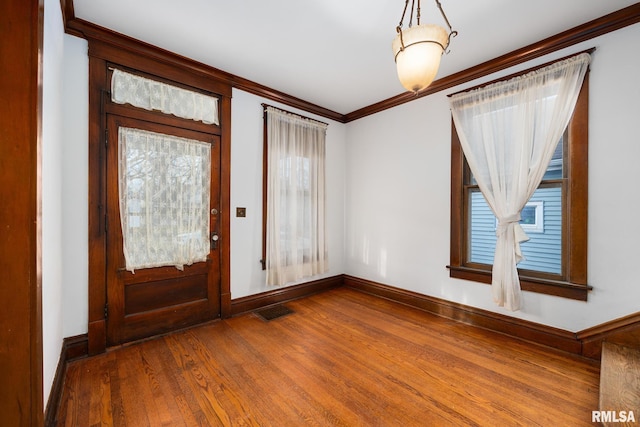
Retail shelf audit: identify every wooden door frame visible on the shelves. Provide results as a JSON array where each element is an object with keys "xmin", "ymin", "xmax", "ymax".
[
  {"xmin": 0, "ymin": 0, "xmax": 44, "ymax": 424},
  {"xmin": 85, "ymin": 34, "xmax": 232, "ymax": 355}
]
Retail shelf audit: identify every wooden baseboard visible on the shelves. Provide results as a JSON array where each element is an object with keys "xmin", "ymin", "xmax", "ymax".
[
  {"xmin": 578, "ymin": 312, "xmax": 640, "ymax": 359},
  {"xmin": 343, "ymin": 275, "xmax": 584, "ymax": 355},
  {"xmin": 44, "ymin": 334, "xmax": 89, "ymax": 427},
  {"xmin": 230, "ymin": 275, "xmax": 344, "ymax": 316}
]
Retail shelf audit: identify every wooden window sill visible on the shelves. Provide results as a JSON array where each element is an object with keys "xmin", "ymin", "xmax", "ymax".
[{"xmin": 447, "ymin": 265, "xmax": 591, "ymax": 301}]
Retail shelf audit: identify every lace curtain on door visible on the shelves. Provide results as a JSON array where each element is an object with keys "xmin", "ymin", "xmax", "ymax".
[{"xmin": 118, "ymin": 127, "xmax": 211, "ymax": 272}]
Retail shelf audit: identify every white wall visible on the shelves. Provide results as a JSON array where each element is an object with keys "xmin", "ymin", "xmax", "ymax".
[
  {"xmin": 230, "ymin": 89, "xmax": 347, "ymax": 298},
  {"xmin": 345, "ymin": 23, "xmax": 640, "ymax": 332},
  {"xmin": 42, "ymin": 0, "xmax": 65, "ymax": 405},
  {"xmin": 61, "ymin": 35, "xmax": 89, "ymax": 337},
  {"xmin": 60, "ymin": 20, "xmax": 639, "ymax": 338}
]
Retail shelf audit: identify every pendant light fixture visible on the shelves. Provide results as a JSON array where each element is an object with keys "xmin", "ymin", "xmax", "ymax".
[{"xmin": 392, "ymin": 0, "xmax": 457, "ymax": 93}]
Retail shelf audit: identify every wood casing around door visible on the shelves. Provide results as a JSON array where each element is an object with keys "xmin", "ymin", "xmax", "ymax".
[
  {"xmin": 86, "ymin": 34, "xmax": 232, "ymax": 354},
  {"xmin": 104, "ymin": 113, "xmax": 222, "ymax": 346}
]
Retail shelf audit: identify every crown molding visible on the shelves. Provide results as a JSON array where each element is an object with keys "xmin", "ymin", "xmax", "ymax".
[{"xmin": 60, "ymin": 2, "xmax": 640, "ymax": 122}]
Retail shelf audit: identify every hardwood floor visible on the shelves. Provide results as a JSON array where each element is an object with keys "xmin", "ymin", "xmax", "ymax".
[{"xmin": 56, "ymin": 288, "xmax": 600, "ymax": 426}]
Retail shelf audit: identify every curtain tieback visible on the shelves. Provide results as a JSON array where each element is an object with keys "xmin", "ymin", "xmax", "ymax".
[
  {"xmin": 496, "ymin": 214, "xmax": 521, "ymax": 236},
  {"xmin": 496, "ymin": 214, "xmax": 530, "ymax": 263}
]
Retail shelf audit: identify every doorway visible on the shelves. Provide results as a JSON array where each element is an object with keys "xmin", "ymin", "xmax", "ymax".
[
  {"xmin": 86, "ymin": 50, "xmax": 232, "ymax": 353},
  {"xmin": 105, "ymin": 114, "xmax": 221, "ymax": 345}
]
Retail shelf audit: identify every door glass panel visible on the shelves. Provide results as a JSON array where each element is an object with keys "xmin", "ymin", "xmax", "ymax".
[{"xmin": 118, "ymin": 126, "xmax": 211, "ymax": 272}]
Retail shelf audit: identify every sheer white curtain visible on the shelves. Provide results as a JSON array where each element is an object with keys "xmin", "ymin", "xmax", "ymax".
[
  {"xmin": 449, "ymin": 53, "xmax": 590, "ymax": 310},
  {"xmin": 265, "ymin": 106, "xmax": 328, "ymax": 286},
  {"xmin": 111, "ymin": 69, "xmax": 219, "ymax": 125},
  {"xmin": 118, "ymin": 127, "xmax": 211, "ymax": 272}
]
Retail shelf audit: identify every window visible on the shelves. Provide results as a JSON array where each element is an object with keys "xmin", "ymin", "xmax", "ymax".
[
  {"xmin": 470, "ymin": 140, "xmax": 562, "ymax": 273},
  {"xmin": 449, "ymin": 61, "xmax": 590, "ymax": 302},
  {"xmin": 262, "ymin": 105, "xmax": 328, "ymax": 286}
]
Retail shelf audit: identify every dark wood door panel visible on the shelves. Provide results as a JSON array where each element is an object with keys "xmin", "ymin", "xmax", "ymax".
[
  {"xmin": 124, "ymin": 273, "xmax": 209, "ymax": 315},
  {"xmin": 114, "ymin": 298, "xmax": 219, "ymax": 344},
  {"xmin": 105, "ymin": 113, "xmax": 221, "ymax": 346}
]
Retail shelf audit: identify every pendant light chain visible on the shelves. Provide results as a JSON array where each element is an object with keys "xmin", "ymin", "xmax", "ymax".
[
  {"xmin": 435, "ymin": 0, "xmax": 458, "ymax": 50},
  {"xmin": 397, "ymin": 0, "xmax": 410, "ymax": 31},
  {"xmin": 435, "ymin": 0, "xmax": 454, "ymax": 32}
]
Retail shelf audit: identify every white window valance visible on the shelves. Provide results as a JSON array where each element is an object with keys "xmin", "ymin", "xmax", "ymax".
[
  {"xmin": 111, "ymin": 69, "xmax": 219, "ymax": 125},
  {"xmin": 118, "ymin": 127, "xmax": 211, "ymax": 272}
]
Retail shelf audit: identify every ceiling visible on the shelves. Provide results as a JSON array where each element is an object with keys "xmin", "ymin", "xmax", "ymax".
[{"xmin": 73, "ymin": 0, "xmax": 638, "ymax": 115}]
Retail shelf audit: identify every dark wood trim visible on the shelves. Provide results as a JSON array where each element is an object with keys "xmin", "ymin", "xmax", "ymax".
[
  {"xmin": 220, "ymin": 94, "xmax": 233, "ymax": 318},
  {"xmin": 44, "ymin": 350, "xmax": 64, "ymax": 427},
  {"xmin": 62, "ymin": 334, "xmax": 90, "ymax": 361},
  {"xmin": 230, "ymin": 275, "xmax": 344, "ymax": 316},
  {"xmin": 87, "ymin": 54, "xmax": 107, "ymax": 355},
  {"xmin": 449, "ymin": 120, "xmax": 464, "ymax": 268},
  {"xmin": 59, "ymin": 0, "xmax": 74, "ymax": 30},
  {"xmin": 0, "ymin": 0, "xmax": 44, "ymax": 425},
  {"xmin": 343, "ymin": 275, "xmax": 584, "ymax": 355},
  {"xmin": 447, "ymin": 266, "xmax": 591, "ymax": 301},
  {"xmin": 44, "ymin": 334, "xmax": 89, "ymax": 427},
  {"xmin": 567, "ymin": 72, "xmax": 589, "ymax": 286},
  {"xmin": 344, "ymin": 3, "xmax": 640, "ymax": 122},
  {"xmin": 578, "ymin": 313, "xmax": 640, "ymax": 360}
]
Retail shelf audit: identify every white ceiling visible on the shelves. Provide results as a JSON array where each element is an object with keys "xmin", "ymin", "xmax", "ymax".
[{"xmin": 73, "ymin": 0, "xmax": 638, "ymax": 115}]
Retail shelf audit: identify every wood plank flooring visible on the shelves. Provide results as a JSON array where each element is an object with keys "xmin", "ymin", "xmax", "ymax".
[{"xmin": 56, "ymin": 288, "xmax": 601, "ymax": 426}]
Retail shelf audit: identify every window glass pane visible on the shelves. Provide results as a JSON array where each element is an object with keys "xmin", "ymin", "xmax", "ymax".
[
  {"xmin": 469, "ymin": 136, "xmax": 563, "ymax": 185},
  {"xmin": 278, "ymin": 156, "xmax": 311, "ymax": 260},
  {"xmin": 543, "ymin": 137, "xmax": 563, "ymax": 180},
  {"xmin": 468, "ymin": 186, "xmax": 562, "ymax": 274}
]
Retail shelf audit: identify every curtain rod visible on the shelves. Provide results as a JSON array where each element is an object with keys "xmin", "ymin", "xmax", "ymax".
[
  {"xmin": 447, "ymin": 47, "xmax": 596, "ymax": 97},
  {"xmin": 262, "ymin": 103, "xmax": 329, "ymax": 126}
]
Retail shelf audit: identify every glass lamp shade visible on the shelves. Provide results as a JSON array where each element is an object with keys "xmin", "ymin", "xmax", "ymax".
[{"xmin": 392, "ymin": 24, "xmax": 449, "ymax": 93}]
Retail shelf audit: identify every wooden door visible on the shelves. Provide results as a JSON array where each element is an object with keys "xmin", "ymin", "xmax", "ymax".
[{"xmin": 105, "ymin": 114, "xmax": 221, "ymax": 345}]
